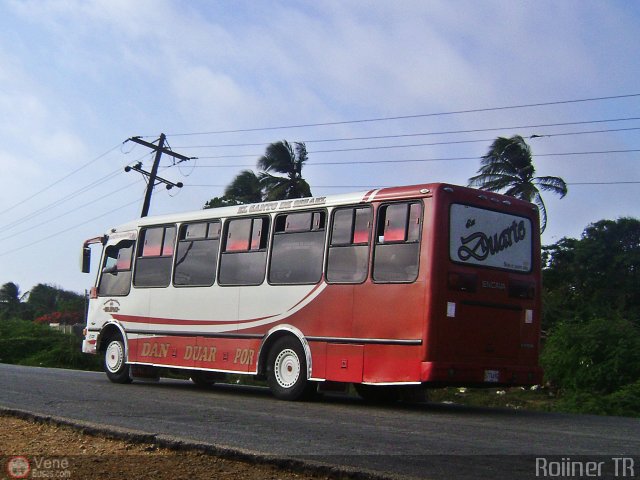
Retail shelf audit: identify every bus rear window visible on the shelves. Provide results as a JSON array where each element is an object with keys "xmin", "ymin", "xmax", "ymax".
[{"xmin": 449, "ymin": 204, "xmax": 532, "ymax": 273}]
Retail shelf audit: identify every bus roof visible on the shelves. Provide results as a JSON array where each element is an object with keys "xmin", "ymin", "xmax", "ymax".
[{"xmin": 106, "ymin": 182, "xmax": 537, "ymax": 234}]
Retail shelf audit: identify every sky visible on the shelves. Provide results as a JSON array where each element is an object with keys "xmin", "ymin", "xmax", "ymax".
[{"xmin": 0, "ymin": 0, "xmax": 638, "ymax": 295}]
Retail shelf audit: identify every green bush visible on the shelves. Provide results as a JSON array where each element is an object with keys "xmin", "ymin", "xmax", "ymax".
[
  {"xmin": 542, "ymin": 315, "xmax": 640, "ymax": 395},
  {"xmin": 0, "ymin": 318, "xmax": 100, "ymax": 371},
  {"xmin": 542, "ymin": 315, "xmax": 640, "ymax": 417},
  {"xmin": 556, "ymin": 381, "xmax": 640, "ymax": 417}
]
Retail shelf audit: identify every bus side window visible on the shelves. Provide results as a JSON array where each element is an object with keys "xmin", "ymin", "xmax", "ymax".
[
  {"xmin": 174, "ymin": 221, "xmax": 221, "ymax": 287},
  {"xmin": 133, "ymin": 226, "xmax": 176, "ymax": 288},
  {"xmin": 219, "ymin": 217, "xmax": 269, "ymax": 286},
  {"xmin": 326, "ymin": 207, "xmax": 371, "ymax": 284},
  {"xmin": 269, "ymin": 211, "xmax": 326, "ymax": 285},
  {"xmin": 98, "ymin": 240, "xmax": 134, "ymax": 296},
  {"xmin": 373, "ymin": 202, "xmax": 422, "ymax": 282}
]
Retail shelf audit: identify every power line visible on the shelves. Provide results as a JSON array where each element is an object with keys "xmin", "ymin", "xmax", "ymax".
[
  {"xmin": 0, "ymin": 198, "xmax": 142, "ymax": 258},
  {"xmin": 165, "ymin": 93, "xmax": 640, "ymax": 137},
  {"xmin": 0, "ymin": 181, "xmax": 144, "ymax": 243},
  {"xmin": 0, "ymin": 142, "xmax": 123, "ymax": 218},
  {"xmin": 185, "ymin": 181, "xmax": 640, "ymax": 189},
  {"xmin": 1, "ymin": 147, "xmax": 185, "ymax": 241},
  {"xmin": 182, "ymin": 149, "xmax": 640, "ymax": 169},
  {"xmin": 5, "ymin": 93, "xmax": 637, "ymax": 245},
  {"xmin": 171, "ymin": 117, "xmax": 640, "ymax": 149},
  {"xmin": 567, "ymin": 181, "xmax": 640, "ymax": 185},
  {"xmin": 189, "ymin": 131, "xmax": 640, "ymax": 160},
  {"xmin": 0, "ymin": 151, "xmax": 152, "ymax": 234},
  {"xmin": 0, "ymin": 169, "xmax": 123, "ymax": 232}
]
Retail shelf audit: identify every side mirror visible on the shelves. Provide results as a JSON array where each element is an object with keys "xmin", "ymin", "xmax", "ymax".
[{"xmin": 81, "ymin": 247, "xmax": 91, "ymax": 274}]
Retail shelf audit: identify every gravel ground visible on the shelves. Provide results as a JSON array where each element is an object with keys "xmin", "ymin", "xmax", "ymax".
[{"xmin": 0, "ymin": 415, "xmax": 327, "ymax": 480}]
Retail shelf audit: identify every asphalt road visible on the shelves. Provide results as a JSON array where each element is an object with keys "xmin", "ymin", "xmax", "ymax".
[{"xmin": 1, "ymin": 363, "xmax": 639, "ymax": 479}]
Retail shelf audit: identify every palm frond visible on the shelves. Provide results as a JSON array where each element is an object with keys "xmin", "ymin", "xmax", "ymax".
[
  {"xmin": 257, "ymin": 140, "xmax": 296, "ymax": 174},
  {"xmin": 503, "ymin": 182, "xmax": 538, "ymax": 202},
  {"xmin": 534, "ymin": 176, "xmax": 568, "ymax": 198},
  {"xmin": 532, "ymin": 192, "xmax": 548, "ymax": 233},
  {"xmin": 468, "ymin": 173, "xmax": 522, "ymax": 191}
]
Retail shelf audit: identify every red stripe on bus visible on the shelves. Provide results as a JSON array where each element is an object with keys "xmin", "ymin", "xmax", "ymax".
[{"xmin": 112, "ymin": 313, "xmax": 275, "ymax": 326}]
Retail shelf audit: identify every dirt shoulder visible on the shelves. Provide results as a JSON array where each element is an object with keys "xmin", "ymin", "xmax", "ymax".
[{"xmin": 0, "ymin": 414, "xmax": 333, "ymax": 480}]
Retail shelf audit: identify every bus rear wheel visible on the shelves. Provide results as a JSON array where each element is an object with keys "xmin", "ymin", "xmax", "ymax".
[
  {"xmin": 103, "ymin": 337, "xmax": 132, "ymax": 384},
  {"xmin": 266, "ymin": 337, "xmax": 311, "ymax": 401}
]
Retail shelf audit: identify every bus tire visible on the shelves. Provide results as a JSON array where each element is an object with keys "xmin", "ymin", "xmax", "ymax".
[
  {"xmin": 103, "ymin": 337, "xmax": 132, "ymax": 384},
  {"xmin": 266, "ymin": 336, "xmax": 310, "ymax": 401}
]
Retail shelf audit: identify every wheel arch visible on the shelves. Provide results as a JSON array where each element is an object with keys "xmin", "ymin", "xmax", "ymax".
[
  {"xmin": 97, "ymin": 321, "xmax": 128, "ymax": 359},
  {"xmin": 257, "ymin": 325, "xmax": 311, "ymax": 379}
]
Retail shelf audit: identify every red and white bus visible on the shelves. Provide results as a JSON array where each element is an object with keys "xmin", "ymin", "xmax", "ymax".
[{"xmin": 81, "ymin": 183, "xmax": 543, "ymax": 401}]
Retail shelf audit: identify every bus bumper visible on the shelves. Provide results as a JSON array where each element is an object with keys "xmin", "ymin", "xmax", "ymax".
[
  {"xmin": 82, "ymin": 332, "xmax": 98, "ymax": 355},
  {"xmin": 421, "ymin": 361, "xmax": 543, "ymax": 386}
]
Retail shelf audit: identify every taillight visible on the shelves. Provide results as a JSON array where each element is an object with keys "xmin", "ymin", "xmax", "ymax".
[
  {"xmin": 448, "ymin": 272, "xmax": 477, "ymax": 292},
  {"xmin": 509, "ymin": 280, "xmax": 535, "ymax": 299},
  {"xmin": 90, "ymin": 287, "xmax": 98, "ymax": 299}
]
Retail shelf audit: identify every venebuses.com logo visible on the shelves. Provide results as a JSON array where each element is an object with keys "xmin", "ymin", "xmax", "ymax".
[
  {"xmin": 6, "ymin": 456, "xmax": 30, "ymax": 479},
  {"xmin": 5, "ymin": 455, "xmax": 71, "ymax": 479}
]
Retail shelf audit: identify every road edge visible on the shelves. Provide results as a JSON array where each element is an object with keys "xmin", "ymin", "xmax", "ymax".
[{"xmin": 0, "ymin": 406, "xmax": 403, "ymax": 480}]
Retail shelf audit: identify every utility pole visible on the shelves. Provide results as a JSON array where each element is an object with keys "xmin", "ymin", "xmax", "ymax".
[{"xmin": 125, "ymin": 133, "xmax": 194, "ymax": 217}]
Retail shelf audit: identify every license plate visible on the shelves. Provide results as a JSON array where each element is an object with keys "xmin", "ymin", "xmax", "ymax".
[{"xmin": 484, "ymin": 370, "xmax": 500, "ymax": 383}]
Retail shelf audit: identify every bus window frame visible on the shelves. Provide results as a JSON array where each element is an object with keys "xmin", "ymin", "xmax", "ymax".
[
  {"xmin": 133, "ymin": 224, "xmax": 178, "ymax": 289},
  {"xmin": 97, "ymin": 239, "xmax": 135, "ymax": 297},
  {"xmin": 173, "ymin": 220, "xmax": 222, "ymax": 288},
  {"xmin": 371, "ymin": 200, "xmax": 423, "ymax": 284},
  {"xmin": 325, "ymin": 205, "xmax": 372, "ymax": 285},
  {"xmin": 218, "ymin": 215, "xmax": 270, "ymax": 287},
  {"xmin": 267, "ymin": 208, "xmax": 328, "ymax": 286}
]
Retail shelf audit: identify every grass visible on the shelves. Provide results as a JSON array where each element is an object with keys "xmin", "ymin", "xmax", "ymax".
[{"xmin": 426, "ymin": 386, "xmax": 558, "ymax": 412}]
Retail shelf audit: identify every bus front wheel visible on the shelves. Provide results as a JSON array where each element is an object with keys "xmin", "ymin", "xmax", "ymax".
[
  {"xmin": 266, "ymin": 337, "xmax": 311, "ymax": 401},
  {"xmin": 103, "ymin": 337, "xmax": 132, "ymax": 384}
]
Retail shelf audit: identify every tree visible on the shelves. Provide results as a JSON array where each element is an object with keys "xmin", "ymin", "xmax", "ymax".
[
  {"xmin": 542, "ymin": 218, "xmax": 640, "ymax": 330},
  {"xmin": 224, "ymin": 169, "xmax": 265, "ymax": 204},
  {"xmin": 540, "ymin": 218, "xmax": 640, "ymax": 416},
  {"xmin": 0, "ymin": 282, "xmax": 24, "ymax": 319},
  {"xmin": 203, "ymin": 141, "xmax": 312, "ymax": 208},
  {"xmin": 204, "ymin": 170, "xmax": 263, "ymax": 209},
  {"xmin": 27, "ymin": 284, "xmax": 84, "ymax": 322},
  {"xmin": 257, "ymin": 140, "xmax": 312, "ymax": 201},
  {"xmin": 204, "ymin": 196, "xmax": 242, "ymax": 209},
  {"xmin": 468, "ymin": 135, "xmax": 567, "ymax": 232}
]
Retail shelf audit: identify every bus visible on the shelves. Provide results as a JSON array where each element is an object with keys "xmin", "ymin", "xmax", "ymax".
[{"xmin": 81, "ymin": 183, "xmax": 543, "ymax": 401}]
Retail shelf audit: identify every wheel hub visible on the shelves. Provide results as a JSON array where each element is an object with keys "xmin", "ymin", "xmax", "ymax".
[
  {"xmin": 105, "ymin": 341, "xmax": 124, "ymax": 373},
  {"xmin": 274, "ymin": 348, "xmax": 300, "ymax": 388}
]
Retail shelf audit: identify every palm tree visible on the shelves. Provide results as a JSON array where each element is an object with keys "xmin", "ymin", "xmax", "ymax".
[
  {"xmin": 203, "ymin": 141, "xmax": 312, "ymax": 208},
  {"xmin": 468, "ymin": 135, "xmax": 567, "ymax": 233},
  {"xmin": 224, "ymin": 169, "xmax": 264, "ymax": 204},
  {"xmin": 204, "ymin": 170, "xmax": 264, "ymax": 209},
  {"xmin": 257, "ymin": 140, "xmax": 312, "ymax": 201}
]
